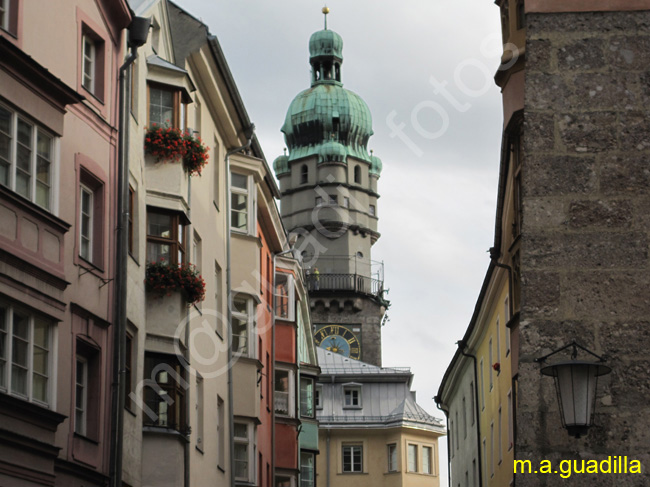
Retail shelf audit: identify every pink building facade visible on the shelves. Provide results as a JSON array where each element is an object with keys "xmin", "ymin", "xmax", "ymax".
[{"xmin": 0, "ymin": 1, "xmax": 131, "ymax": 485}]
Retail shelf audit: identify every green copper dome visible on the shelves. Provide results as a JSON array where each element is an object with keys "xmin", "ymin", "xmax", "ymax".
[
  {"xmin": 273, "ymin": 153, "xmax": 290, "ymax": 175},
  {"xmin": 370, "ymin": 154, "xmax": 383, "ymax": 176},
  {"xmin": 309, "ymin": 29, "xmax": 343, "ymax": 60},
  {"xmin": 274, "ymin": 24, "xmax": 383, "ymax": 178}
]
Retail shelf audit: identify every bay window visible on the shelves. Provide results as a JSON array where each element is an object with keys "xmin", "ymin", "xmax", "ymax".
[
  {"xmin": 0, "ymin": 103, "xmax": 55, "ymax": 211},
  {"xmin": 143, "ymin": 353, "xmax": 186, "ymax": 431},
  {"xmin": 148, "ymin": 83, "xmax": 187, "ymax": 128},
  {"xmin": 232, "ymin": 297, "xmax": 253, "ymax": 356},
  {"xmin": 300, "ymin": 452, "xmax": 315, "ymax": 487},
  {"xmin": 234, "ymin": 421, "xmax": 254, "ymax": 482},
  {"xmin": 275, "ymin": 368, "xmax": 295, "ymax": 417},
  {"xmin": 0, "ymin": 301, "xmax": 53, "ymax": 407},
  {"xmin": 230, "ymin": 172, "xmax": 255, "ymax": 234},
  {"xmin": 146, "ymin": 209, "xmax": 186, "ymax": 265},
  {"xmin": 274, "ymin": 272, "xmax": 295, "ymax": 321},
  {"xmin": 300, "ymin": 376, "xmax": 314, "ymax": 418}
]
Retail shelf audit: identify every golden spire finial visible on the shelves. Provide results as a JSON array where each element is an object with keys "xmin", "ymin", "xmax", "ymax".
[{"xmin": 323, "ymin": 5, "xmax": 330, "ymax": 29}]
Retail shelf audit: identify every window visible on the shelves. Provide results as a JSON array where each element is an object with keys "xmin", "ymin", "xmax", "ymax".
[
  {"xmin": 143, "ymin": 353, "xmax": 186, "ymax": 431},
  {"xmin": 489, "ymin": 338, "xmax": 494, "ymax": 390},
  {"xmin": 455, "ymin": 410, "xmax": 459, "ymax": 449},
  {"xmin": 0, "ymin": 0, "xmax": 8, "ymax": 31},
  {"xmin": 215, "ymin": 264, "xmax": 223, "ymax": 338},
  {"xmin": 217, "ymin": 395, "xmax": 225, "ymax": 469},
  {"xmin": 275, "ymin": 273, "xmax": 295, "ymax": 320},
  {"xmin": 149, "ymin": 84, "xmax": 183, "ymax": 127},
  {"xmin": 407, "ymin": 444, "xmax": 418, "ymax": 472},
  {"xmin": 234, "ymin": 422, "xmax": 253, "ymax": 482},
  {"xmin": 482, "ymin": 439, "xmax": 487, "ymax": 484},
  {"xmin": 300, "ymin": 376, "xmax": 314, "ymax": 418},
  {"xmin": 300, "ymin": 452, "xmax": 315, "ymax": 487},
  {"xmin": 498, "ymin": 406, "xmax": 503, "ymax": 464},
  {"xmin": 469, "ymin": 381, "xmax": 475, "ymax": 425},
  {"xmin": 82, "ymin": 35, "xmax": 96, "ymax": 93},
  {"xmin": 275, "ymin": 368, "xmax": 294, "ymax": 417},
  {"xmin": 194, "ymin": 97, "xmax": 201, "ymax": 135},
  {"xmin": 507, "ymin": 390, "xmax": 513, "ymax": 450},
  {"xmin": 192, "ymin": 232, "xmax": 202, "ymax": 272},
  {"xmin": 496, "ymin": 318, "xmax": 501, "ymax": 362},
  {"xmin": 0, "ymin": 104, "xmax": 55, "ymax": 210},
  {"xmin": 481, "ymin": 359, "xmax": 485, "ymax": 410},
  {"xmin": 146, "ymin": 210, "xmax": 186, "ymax": 265},
  {"xmin": 79, "ymin": 184, "xmax": 93, "ymax": 261},
  {"xmin": 81, "ymin": 29, "xmax": 105, "ymax": 101},
  {"xmin": 343, "ymin": 197, "xmax": 350, "ymax": 208},
  {"xmin": 516, "ymin": 0, "xmax": 526, "ymax": 30},
  {"xmin": 342, "ymin": 444, "xmax": 363, "ymax": 473},
  {"xmin": 462, "ymin": 396, "xmax": 467, "ymax": 438},
  {"xmin": 315, "ymin": 196, "xmax": 323, "ymax": 206},
  {"xmin": 300, "ymin": 164, "xmax": 308, "ymax": 184},
  {"xmin": 196, "ymin": 375, "xmax": 204, "ymax": 449},
  {"xmin": 490, "ymin": 422, "xmax": 495, "ymax": 476},
  {"xmin": 315, "ymin": 385, "xmax": 322, "ymax": 409},
  {"xmin": 512, "ymin": 135, "xmax": 523, "ymax": 239},
  {"xmin": 343, "ymin": 385, "xmax": 361, "ymax": 408},
  {"xmin": 422, "ymin": 446, "xmax": 433, "ymax": 475},
  {"xmin": 354, "ymin": 165, "xmax": 361, "ymax": 184},
  {"xmin": 75, "ymin": 356, "xmax": 88, "ymax": 435},
  {"xmin": 213, "ymin": 137, "xmax": 220, "ymax": 208},
  {"xmin": 128, "ymin": 186, "xmax": 135, "ymax": 255},
  {"xmin": 369, "ymin": 204, "xmax": 376, "ymax": 216},
  {"xmin": 328, "ymin": 195, "xmax": 337, "ymax": 205},
  {"xmin": 449, "ymin": 419, "xmax": 454, "ymax": 456},
  {"xmin": 231, "ymin": 172, "xmax": 255, "ymax": 234},
  {"xmin": 125, "ymin": 332, "xmax": 134, "ymax": 410},
  {"xmin": 387, "ymin": 444, "xmax": 397, "ymax": 472},
  {"xmin": 0, "ymin": 302, "xmax": 53, "ymax": 406},
  {"xmin": 74, "ymin": 337, "xmax": 100, "ymax": 440},
  {"xmin": 505, "ymin": 297, "xmax": 511, "ymax": 355},
  {"xmin": 277, "ymin": 476, "xmax": 296, "ymax": 487},
  {"xmin": 232, "ymin": 297, "xmax": 253, "ymax": 356}
]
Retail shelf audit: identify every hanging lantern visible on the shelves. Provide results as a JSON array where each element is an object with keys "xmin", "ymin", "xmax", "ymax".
[{"xmin": 537, "ymin": 341, "xmax": 611, "ymax": 438}]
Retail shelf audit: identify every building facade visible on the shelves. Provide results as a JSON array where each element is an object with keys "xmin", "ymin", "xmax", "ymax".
[
  {"xmin": 316, "ymin": 349, "xmax": 445, "ymax": 487},
  {"xmin": 0, "ymin": 0, "xmax": 131, "ymax": 485},
  {"xmin": 273, "ymin": 15, "xmax": 388, "ymax": 367},
  {"xmin": 439, "ymin": 1, "xmax": 650, "ymax": 486}
]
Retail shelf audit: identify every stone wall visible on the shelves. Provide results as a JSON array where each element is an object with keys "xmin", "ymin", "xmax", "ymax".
[{"xmin": 519, "ymin": 10, "xmax": 650, "ymax": 485}]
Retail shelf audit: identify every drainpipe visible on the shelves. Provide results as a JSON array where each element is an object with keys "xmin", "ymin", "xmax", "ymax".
[
  {"xmin": 273, "ymin": 247, "xmax": 296, "ymax": 485},
  {"xmin": 458, "ymin": 341, "xmax": 483, "ymax": 487},
  {"xmin": 109, "ymin": 16, "xmax": 149, "ymax": 487},
  {"xmin": 433, "ymin": 396, "xmax": 451, "ymax": 487},
  {"xmin": 225, "ymin": 127, "xmax": 255, "ymax": 487},
  {"xmin": 184, "ymin": 177, "xmax": 192, "ymax": 487}
]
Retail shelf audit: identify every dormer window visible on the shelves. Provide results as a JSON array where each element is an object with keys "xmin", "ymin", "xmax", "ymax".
[
  {"xmin": 343, "ymin": 384, "xmax": 362, "ymax": 408},
  {"xmin": 300, "ymin": 164, "xmax": 308, "ymax": 184},
  {"xmin": 354, "ymin": 165, "xmax": 361, "ymax": 184}
]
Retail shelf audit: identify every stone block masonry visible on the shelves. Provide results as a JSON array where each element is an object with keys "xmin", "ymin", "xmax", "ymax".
[{"xmin": 519, "ymin": 10, "xmax": 650, "ymax": 486}]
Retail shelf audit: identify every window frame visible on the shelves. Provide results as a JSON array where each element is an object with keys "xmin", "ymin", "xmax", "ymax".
[
  {"xmin": 343, "ymin": 384, "xmax": 362, "ymax": 409},
  {"xmin": 79, "ymin": 24, "xmax": 106, "ymax": 104},
  {"xmin": 0, "ymin": 102, "xmax": 57, "ymax": 212},
  {"xmin": 77, "ymin": 166, "xmax": 105, "ymax": 269},
  {"xmin": 234, "ymin": 421, "xmax": 255, "ymax": 482},
  {"xmin": 230, "ymin": 172, "xmax": 256, "ymax": 235},
  {"xmin": 0, "ymin": 301, "xmax": 54, "ymax": 408},
  {"xmin": 147, "ymin": 82, "xmax": 184, "ymax": 128},
  {"xmin": 146, "ymin": 209, "xmax": 187, "ymax": 266},
  {"xmin": 299, "ymin": 376, "xmax": 314, "ymax": 418},
  {"xmin": 387, "ymin": 443, "xmax": 398, "ymax": 473},
  {"xmin": 75, "ymin": 355, "xmax": 88, "ymax": 436},
  {"xmin": 79, "ymin": 183, "xmax": 94, "ymax": 262},
  {"xmin": 274, "ymin": 272, "xmax": 295, "ymax": 321},
  {"xmin": 274, "ymin": 367, "xmax": 295, "ymax": 418},
  {"xmin": 143, "ymin": 353, "xmax": 186, "ymax": 432},
  {"xmin": 407, "ymin": 443, "xmax": 418, "ymax": 473},
  {"xmin": 82, "ymin": 34, "xmax": 96, "ymax": 94},
  {"xmin": 342, "ymin": 444, "xmax": 363, "ymax": 474},
  {"xmin": 231, "ymin": 296, "xmax": 254, "ymax": 357},
  {"xmin": 422, "ymin": 445, "xmax": 433, "ymax": 475},
  {"xmin": 300, "ymin": 451, "xmax": 316, "ymax": 487}
]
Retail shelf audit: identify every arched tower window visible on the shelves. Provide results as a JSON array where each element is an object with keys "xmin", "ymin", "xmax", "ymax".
[
  {"xmin": 354, "ymin": 165, "xmax": 361, "ymax": 184},
  {"xmin": 300, "ymin": 164, "xmax": 308, "ymax": 184}
]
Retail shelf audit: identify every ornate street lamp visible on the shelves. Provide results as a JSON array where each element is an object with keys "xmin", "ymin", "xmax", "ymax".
[{"xmin": 536, "ymin": 341, "xmax": 611, "ymax": 438}]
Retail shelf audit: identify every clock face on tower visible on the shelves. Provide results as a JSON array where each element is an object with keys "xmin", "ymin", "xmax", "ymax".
[{"xmin": 314, "ymin": 324, "xmax": 361, "ymax": 360}]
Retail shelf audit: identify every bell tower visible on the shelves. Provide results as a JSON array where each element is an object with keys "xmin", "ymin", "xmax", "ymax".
[{"xmin": 273, "ymin": 8, "xmax": 388, "ymax": 366}]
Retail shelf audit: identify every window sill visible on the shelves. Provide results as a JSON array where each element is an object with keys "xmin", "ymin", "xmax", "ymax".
[
  {"xmin": 74, "ymin": 432, "xmax": 99, "ymax": 445},
  {"xmin": 129, "ymin": 252, "xmax": 140, "ymax": 266},
  {"xmin": 343, "ymin": 406, "xmax": 362, "ymax": 410}
]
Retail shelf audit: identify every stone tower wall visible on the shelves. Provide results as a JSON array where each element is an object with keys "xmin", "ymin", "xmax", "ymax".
[{"xmin": 519, "ymin": 10, "xmax": 650, "ymax": 484}]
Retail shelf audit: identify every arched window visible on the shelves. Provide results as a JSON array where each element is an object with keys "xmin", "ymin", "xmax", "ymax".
[
  {"xmin": 300, "ymin": 165, "xmax": 308, "ymax": 184},
  {"xmin": 354, "ymin": 165, "xmax": 361, "ymax": 184}
]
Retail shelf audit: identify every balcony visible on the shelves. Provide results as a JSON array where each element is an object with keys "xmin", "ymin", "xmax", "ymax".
[{"xmin": 306, "ymin": 273, "xmax": 384, "ymax": 299}]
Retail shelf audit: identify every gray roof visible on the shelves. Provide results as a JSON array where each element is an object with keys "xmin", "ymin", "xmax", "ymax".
[{"xmin": 316, "ymin": 349, "xmax": 445, "ymax": 432}]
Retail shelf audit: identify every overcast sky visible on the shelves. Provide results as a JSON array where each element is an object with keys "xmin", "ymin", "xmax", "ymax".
[{"xmin": 175, "ymin": 1, "xmax": 503, "ymax": 483}]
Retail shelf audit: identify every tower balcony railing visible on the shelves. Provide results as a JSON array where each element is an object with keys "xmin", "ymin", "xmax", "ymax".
[{"xmin": 306, "ymin": 273, "xmax": 384, "ymax": 298}]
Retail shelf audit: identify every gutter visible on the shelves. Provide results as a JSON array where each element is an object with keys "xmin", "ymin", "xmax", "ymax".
[{"xmin": 226, "ymin": 127, "xmax": 255, "ymax": 487}]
